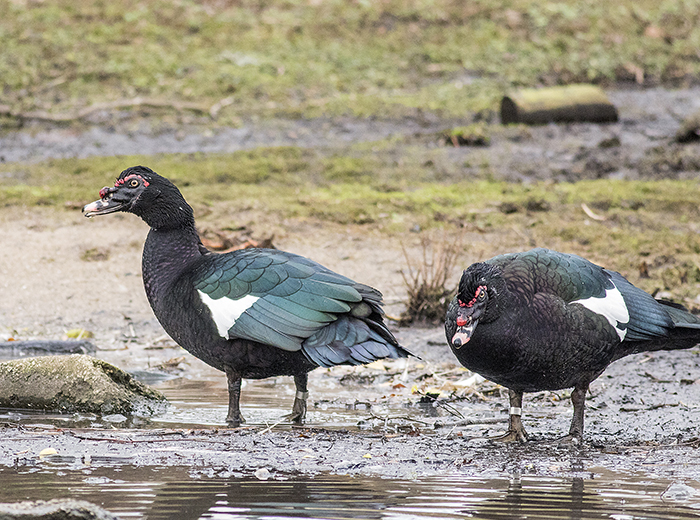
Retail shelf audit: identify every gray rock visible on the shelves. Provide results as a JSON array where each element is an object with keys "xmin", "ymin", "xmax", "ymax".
[
  {"xmin": 0, "ymin": 354, "xmax": 166, "ymax": 416},
  {"xmin": 661, "ymin": 482, "xmax": 698, "ymax": 502},
  {"xmin": 0, "ymin": 499, "xmax": 119, "ymax": 520},
  {"xmin": 254, "ymin": 467, "xmax": 271, "ymax": 480},
  {"xmin": 0, "ymin": 340, "xmax": 96, "ymax": 356}
]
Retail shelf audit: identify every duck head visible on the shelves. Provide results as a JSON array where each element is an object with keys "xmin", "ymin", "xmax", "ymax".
[
  {"xmin": 448, "ymin": 262, "xmax": 505, "ymax": 349},
  {"xmin": 83, "ymin": 165, "xmax": 193, "ymax": 230}
]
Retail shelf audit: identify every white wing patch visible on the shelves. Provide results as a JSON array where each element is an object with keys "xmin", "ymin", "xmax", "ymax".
[
  {"xmin": 198, "ymin": 290, "xmax": 260, "ymax": 338},
  {"xmin": 574, "ymin": 282, "xmax": 629, "ymax": 340}
]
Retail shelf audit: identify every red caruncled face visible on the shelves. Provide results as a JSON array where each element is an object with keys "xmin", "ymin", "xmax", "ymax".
[
  {"xmin": 98, "ymin": 174, "xmax": 150, "ymax": 199},
  {"xmin": 451, "ymin": 285, "xmax": 487, "ymax": 347}
]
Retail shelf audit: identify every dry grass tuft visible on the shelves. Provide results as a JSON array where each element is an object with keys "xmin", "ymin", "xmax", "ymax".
[{"xmin": 400, "ymin": 235, "xmax": 462, "ymax": 326}]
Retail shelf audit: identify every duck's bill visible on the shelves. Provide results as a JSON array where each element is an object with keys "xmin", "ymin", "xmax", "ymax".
[
  {"xmin": 451, "ymin": 320, "xmax": 478, "ymax": 349},
  {"xmin": 82, "ymin": 197, "xmax": 126, "ymax": 217}
]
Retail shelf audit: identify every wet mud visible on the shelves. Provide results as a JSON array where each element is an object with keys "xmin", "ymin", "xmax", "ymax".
[
  {"xmin": 2, "ymin": 87, "xmax": 700, "ymax": 184},
  {"xmin": 1, "ymin": 329, "xmax": 699, "ymax": 482}
]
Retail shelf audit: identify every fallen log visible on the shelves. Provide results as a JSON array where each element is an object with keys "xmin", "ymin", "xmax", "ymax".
[
  {"xmin": 501, "ymin": 84, "xmax": 618, "ymax": 125},
  {"xmin": 0, "ymin": 95, "xmax": 234, "ymax": 123}
]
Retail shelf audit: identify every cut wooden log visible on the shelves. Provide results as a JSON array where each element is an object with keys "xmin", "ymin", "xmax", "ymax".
[{"xmin": 501, "ymin": 84, "xmax": 618, "ymax": 125}]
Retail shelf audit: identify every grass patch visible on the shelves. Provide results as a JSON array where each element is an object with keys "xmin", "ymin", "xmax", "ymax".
[
  {"xmin": 3, "ymin": 0, "xmax": 700, "ymax": 124},
  {"xmin": 2, "ymin": 150, "xmax": 700, "ymax": 306},
  {"xmin": 3, "ymin": 153, "xmax": 699, "ymax": 223}
]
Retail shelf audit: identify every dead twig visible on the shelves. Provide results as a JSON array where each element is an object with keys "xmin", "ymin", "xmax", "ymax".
[
  {"xmin": 581, "ymin": 202, "xmax": 606, "ymax": 221},
  {"xmin": 0, "ymin": 95, "xmax": 234, "ymax": 123},
  {"xmin": 368, "ymin": 412, "xmax": 432, "ymax": 426},
  {"xmin": 258, "ymin": 417, "xmax": 286, "ymax": 435},
  {"xmin": 436, "ymin": 417, "xmax": 506, "ymax": 428},
  {"xmin": 610, "ymin": 437, "xmax": 700, "ymax": 450},
  {"xmin": 431, "ymin": 399, "xmax": 464, "ymax": 419},
  {"xmin": 414, "ymin": 388, "xmax": 465, "ymax": 419},
  {"xmin": 66, "ymin": 431, "xmax": 228, "ymax": 444},
  {"xmin": 209, "ymin": 96, "xmax": 235, "ymax": 118}
]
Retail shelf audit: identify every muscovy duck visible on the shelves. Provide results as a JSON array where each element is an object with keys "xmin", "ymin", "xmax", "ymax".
[
  {"xmin": 83, "ymin": 165, "xmax": 411, "ymax": 426},
  {"xmin": 445, "ymin": 248, "xmax": 700, "ymax": 442}
]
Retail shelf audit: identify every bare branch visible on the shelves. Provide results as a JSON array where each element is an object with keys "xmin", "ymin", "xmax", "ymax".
[{"xmin": 0, "ymin": 96, "xmax": 234, "ymax": 123}]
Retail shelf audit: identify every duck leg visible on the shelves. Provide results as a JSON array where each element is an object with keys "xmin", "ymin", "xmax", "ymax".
[
  {"xmin": 492, "ymin": 389, "xmax": 528, "ymax": 442},
  {"xmin": 289, "ymin": 373, "xmax": 309, "ymax": 424},
  {"xmin": 224, "ymin": 366, "xmax": 246, "ymax": 427},
  {"xmin": 558, "ymin": 382, "xmax": 588, "ymax": 443}
]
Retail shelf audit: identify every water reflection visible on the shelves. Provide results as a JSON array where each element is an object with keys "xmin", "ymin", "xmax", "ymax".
[
  {"xmin": 1, "ymin": 465, "xmax": 698, "ymax": 519},
  {"xmin": 0, "ymin": 373, "xmax": 431, "ymax": 431},
  {"xmin": 465, "ymin": 476, "xmax": 591, "ymax": 520}
]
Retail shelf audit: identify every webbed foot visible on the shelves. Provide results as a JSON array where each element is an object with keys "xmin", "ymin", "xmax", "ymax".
[
  {"xmin": 556, "ymin": 433, "xmax": 582, "ymax": 445},
  {"xmin": 491, "ymin": 425, "xmax": 528, "ymax": 443},
  {"xmin": 226, "ymin": 411, "xmax": 246, "ymax": 428},
  {"xmin": 490, "ymin": 388, "xmax": 528, "ymax": 442}
]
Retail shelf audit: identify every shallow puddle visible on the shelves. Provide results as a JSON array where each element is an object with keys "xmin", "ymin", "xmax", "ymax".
[
  {"xmin": 1, "ymin": 365, "xmax": 441, "ymax": 431},
  {"xmin": 153, "ymin": 377, "xmax": 357, "ymax": 429},
  {"xmin": 151, "ymin": 374, "xmax": 434, "ymax": 430},
  {"xmin": 1, "ymin": 464, "xmax": 699, "ymax": 519}
]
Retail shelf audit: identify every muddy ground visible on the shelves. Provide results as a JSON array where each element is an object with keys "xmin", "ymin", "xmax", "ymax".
[
  {"xmin": 1, "ymin": 86, "xmax": 700, "ymax": 483},
  {"xmin": 3, "ymin": 87, "xmax": 700, "ymax": 184}
]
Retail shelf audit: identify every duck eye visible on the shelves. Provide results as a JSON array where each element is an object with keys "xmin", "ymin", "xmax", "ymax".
[{"xmin": 129, "ymin": 179, "xmax": 139, "ymax": 188}]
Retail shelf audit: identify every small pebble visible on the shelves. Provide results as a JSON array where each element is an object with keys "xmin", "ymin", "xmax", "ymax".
[
  {"xmin": 102, "ymin": 414, "xmax": 128, "ymax": 423},
  {"xmin": 39, "ymin": 448, "xmax": 58, "ymax": 458},
  {"xmin": 254, "ymin": 468, "xmax": 271, "ymax": 480}
]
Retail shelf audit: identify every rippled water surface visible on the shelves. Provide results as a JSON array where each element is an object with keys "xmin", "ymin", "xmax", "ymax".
[{"xmin": 2, "ymin": 465, "xmax": 699, "ymax": 519}]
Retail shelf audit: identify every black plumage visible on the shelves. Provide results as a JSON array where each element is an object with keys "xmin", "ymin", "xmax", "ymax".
[
  {"xmin": 445, "ymin": 248, "xmax": 700, "ymax": 442},
  {"xmin": 83, "ymin": 165, "xmax": 410, "ymax": 426}
]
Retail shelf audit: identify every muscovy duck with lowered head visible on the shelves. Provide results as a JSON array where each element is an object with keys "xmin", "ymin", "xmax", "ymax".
[
  {"xmin": 445, "ymin": 248, "xmax": 700, "ymax": 442},
  {"xmin": 83, "ymin": 165, "xmax": 411, "ymax": 426}
]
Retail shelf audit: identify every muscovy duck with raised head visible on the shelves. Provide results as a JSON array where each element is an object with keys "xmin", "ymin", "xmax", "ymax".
[
  {"xmin": 83, "ymin": 165, "xmax": 411, "ymax": 426},
  {"xmin": 445, "ymin": 248, "xmax": 700, "ymax": 442}
]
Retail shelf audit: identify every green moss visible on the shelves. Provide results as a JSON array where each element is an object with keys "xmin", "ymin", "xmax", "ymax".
[
  {"xmin": 320, "ymin": 156, "xmax": 375, "ymax": 183},
  {"xmin": 443, "ymin": 123, "xmax": 491, "ymax": 146},
  {"xmin": 0, "ymin": 355, "xmax": 165, "ymax": 415}
]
